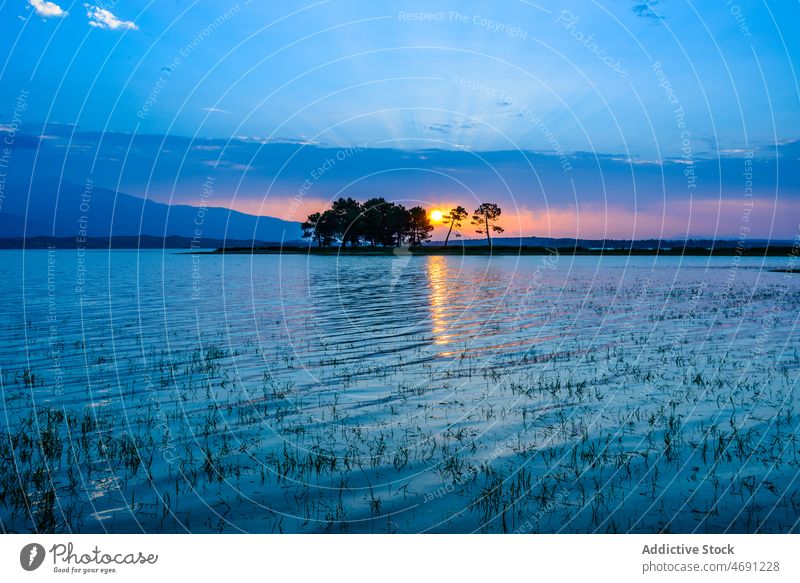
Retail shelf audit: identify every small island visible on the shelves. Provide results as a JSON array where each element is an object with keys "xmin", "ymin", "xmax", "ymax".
[
  {"xmin": 208, "ymin": 197, "xmax": 797, "ymax": 258},
  {"xmin": 299, "ymin": 197, "xmax": 503, "ymax": 248}
]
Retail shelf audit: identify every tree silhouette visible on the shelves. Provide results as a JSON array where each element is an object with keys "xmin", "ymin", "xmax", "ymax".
[
  {"xmin": 316, "ymin": 210, "xmax": 338, "ymax": 247},
  {"xmin": 362, "ymin": 197, "xmax": 393, "ymax": 247},
  {"xmin": 387, "ymin": 203, "xmax": 411, "ymax": 247},
  {"xmin": 301, "ymin": 212, "xmax": 322, "ymax": 246},
  {"xmin": 302, "ymin": 210, "xmax": 338, "ymax": 247},
  {"xmin": 442, "ymin": 205, "xmax": 468, "ymax": 247},
  {"xmin": 331, "ymin": 197, "xmax": 364, "ymax": 247},
  {"xmin": 304, "ymin": 198, "xmax": 438, "ymax": 248},
  {"xmin": 407, "ymin": 206, "xmax": 434, "ymax": 247},
  {"xmin": 471, "ymin": 203, "xmax": 504, "ymax": 247}
]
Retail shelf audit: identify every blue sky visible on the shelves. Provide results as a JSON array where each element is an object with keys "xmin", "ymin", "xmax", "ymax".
[{"xmin": 0, "ymin": 0, "xmax": 798, "ymax": 238}]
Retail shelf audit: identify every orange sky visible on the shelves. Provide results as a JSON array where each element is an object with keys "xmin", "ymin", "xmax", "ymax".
[{"xmin": 208, "ymin": 196, "xmax": 800, "ymax": 240}]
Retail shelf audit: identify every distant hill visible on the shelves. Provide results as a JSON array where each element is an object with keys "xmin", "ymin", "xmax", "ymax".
[
  {"xmin": 0, "ymin": 213, "xmax": 51, "ymax": 238},
  {"xmin": 0, "ymin": 235, "xmax": 280, "ymax": 250},
  {"xmin": 0, "ymin": 178, "xmax": 303, "ymax": 242}
]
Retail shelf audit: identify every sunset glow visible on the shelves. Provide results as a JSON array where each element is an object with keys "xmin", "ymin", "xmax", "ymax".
[{"xmin": 1, "ymin": 0, "xmax": 798, "ymax": 551}]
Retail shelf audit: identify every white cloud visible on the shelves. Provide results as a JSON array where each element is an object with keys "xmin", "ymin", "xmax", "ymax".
[
  {"xmin": 610, "ymin": 156, "xmax": 664, "ymax": 166},
  {"xmin": 84, "ymin": 4, "xmax": 137, "ymax": 30},
  {"xmin": 29, "ymin": 0, "xmax": 68, "ymax": 18}
]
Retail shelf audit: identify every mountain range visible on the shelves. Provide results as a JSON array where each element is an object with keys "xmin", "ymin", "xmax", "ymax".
[{"xmin": 0, "ymin": 178, "xmax": 303, "ymax": 242}]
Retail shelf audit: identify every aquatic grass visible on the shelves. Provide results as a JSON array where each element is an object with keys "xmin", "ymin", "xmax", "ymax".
[{"xmin": 0, "ymin": 254, "xmax": 798, "ymax": 533}]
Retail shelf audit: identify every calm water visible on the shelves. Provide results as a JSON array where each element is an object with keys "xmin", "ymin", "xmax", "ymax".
[{"xmin": 1, "ymin": 249, "xmax": 799, "ymax": 533}]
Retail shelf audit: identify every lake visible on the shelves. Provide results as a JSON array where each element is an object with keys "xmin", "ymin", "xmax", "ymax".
[{"xmin": 1, "ymin": 249, "xmax": 798, "ymax": 533}]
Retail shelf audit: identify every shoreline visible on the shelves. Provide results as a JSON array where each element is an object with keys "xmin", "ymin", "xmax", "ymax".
[{"xmin": 203, "ymin": 245, "xmax": 797, "ymax": 257}]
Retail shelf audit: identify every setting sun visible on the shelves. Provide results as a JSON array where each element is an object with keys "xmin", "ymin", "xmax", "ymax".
[{"xmin": 430, "ymin": 209, "xmax": 443, "ymax": 223}]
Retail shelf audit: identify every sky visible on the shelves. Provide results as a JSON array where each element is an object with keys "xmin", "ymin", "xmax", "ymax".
[{"xmin": 0, "ymin": 0, "xmax": 798, "ymax": 239}]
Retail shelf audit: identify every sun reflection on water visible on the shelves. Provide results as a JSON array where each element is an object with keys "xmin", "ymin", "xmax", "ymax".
[{"xmin": 425, "ymin": 256, "xmax": 453, "ymax": 348}]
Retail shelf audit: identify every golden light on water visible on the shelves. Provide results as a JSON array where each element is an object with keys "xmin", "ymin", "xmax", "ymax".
[
  {"xmin": 426, "ymin": 256, "xmax": 451, "ymax": 347},
  {"xmin": 430, "ymin": 209, "xmax": 443, "ymax": 223}
]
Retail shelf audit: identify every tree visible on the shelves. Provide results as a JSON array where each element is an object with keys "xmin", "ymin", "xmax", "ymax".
[
  {"xmin": 471, "ymin": 203, "xmax": 504, "ymax": 247},
  {"xmin": 387, "ymin": 203, "xmax": 411, "ymax": 247},
  {"xmin": 303, "ymin": 199, "xmax": 433, "ymax": 248},
  {"xmin": 301, "ymin": 212, "xmax": 322, "ymax": 246},
  {"xmin": 301, "ymin": 211, "xmax": 338, "ymax": 247},
  {"xmin": 407, "ymin": 206, "xmax": 434, "ymax": 247},
  {"xmin": 362, "ymin": 197, "xmax": 392, "ymax": 247},
  {"xmin": 315, "ymin": 210, "xmax": 339, "ymax": 247},
  {"xmin": 442, "ymin": 205, "xmax": 468, "ymax": 247},
  {"xmin": 330, "ymin": 197, "xmax": 364, "ymax": 247}
]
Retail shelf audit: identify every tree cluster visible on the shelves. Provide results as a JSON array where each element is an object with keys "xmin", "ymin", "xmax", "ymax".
[
  {"xmin": 302, "ymin": 198, "xmax": 505, "ymax": 247},
  {"xmin": 301, "ymin": 198, "xmax": 433, "ymax": 248}
]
